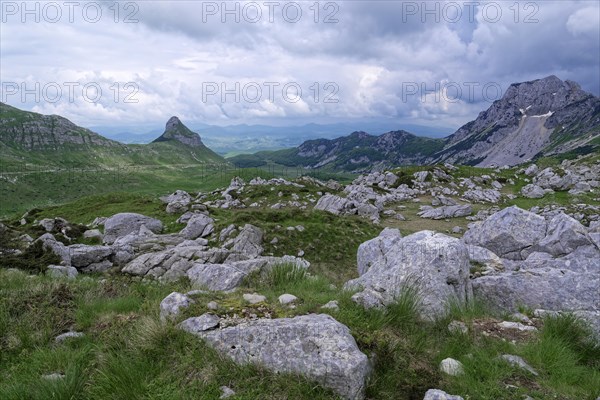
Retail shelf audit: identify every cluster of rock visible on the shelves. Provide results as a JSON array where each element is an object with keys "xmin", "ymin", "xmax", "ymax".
[
  {"xmin": 204, "ymin": 177, "xmax": 321, "ymax": 210},
  {"xmin": 178, "ymin": 312, "xmax": 371, "ymax": 399},
  {"xmin": 464, "ymin": 206, "xmax": 600, "ymax": 334},
  {"xmin": 520, "ymin": 160, "xmax": 599, "ymax": 198},
  {"xmin": 334, "ymin": 205, "xmax": 599, "ymax": 336},
  {"xmin": 344, "ymin": 228, "xmax": 473, "ymax": 318},
  {"xmin": 314, "ymin": 166, "xmax": 509, "ymax": 223},
  {"xmin": 32, "ymin": 196, "xmax": 309, "ymax": 290}
]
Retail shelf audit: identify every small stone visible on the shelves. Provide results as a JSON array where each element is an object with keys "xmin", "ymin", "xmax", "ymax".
[
  {"xmin": 278, "ymin": 294, "xmax": 298, "ymax": 305},
  {"xmin": 497, "ymin": 321, "xmax": 537, "ymax": 332},
  {"xmin": 55, "ymin": 331, "xmax": 85, "ymax": 343},
  {"xmin": 243, "ymin": 293, "xmax": 266, "ymax": 304},
  {"xmin": 178, "ymin": 313, "xmax": 220, "ymax": 333},
  {"xmin": 297, "ymin": 250, "xmax": 305, "ymax": 257},
  {"xmin": 207, "ymin": 301, "xmax": 219, "ymax": 310},
  {"xmin": 42, "ymin": 373, "xmax": 65, "ymax": 381},
  {"xmin": 321, "ymin": 300, "xmax": 339, "ymax": 311},
  {"xmin": 295, "ymin": 225, "xmax": 305, "ymax": 232},
  {"xmin": 395, "ymin": 213, "xmax": 406, "ymax": 221},
  {"xmin": 510, "ymin": 313, "xmax": 532, "ymax": 324},
  {"xmin": 270, "ymin": 237, "xmax": 279, "ymax": 244},
  {"xmin": 439, "ymin": 358, "xmax": 464, "ymax": 376},
  {"xmin": 498, "ymin": 354, "xmax": 539, "ymax": 376},
  {"xmin": 448, "ymin": 320, "xmax": 468, "ymax": 334},
  {"xmin": 423, "ymin": 389, "xmax": 465, "ymax": 400},
  {"xmin": 452, "ymin": 226, "xmax": 463, "ymax": 234},
  {"xmin": 186, "ymin": 289, "xmax": 209, "ymax": 296},
  {"xmin": 83, "ymin": 229, "xmax": 103, "ymax": 239},
  {"xmin": 46, "ymin": 265, "xmax": 78, "ymax": 280},
  {"xmin": 160, "ymin": 292, "xmax": 195, "ymax": 323},
  {"xmin": 219, "ymin": 386, "xmax": 236, "ymax": 399}
]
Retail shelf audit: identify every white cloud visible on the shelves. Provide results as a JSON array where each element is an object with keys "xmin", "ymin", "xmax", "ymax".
[
  {"xmin": 0, "ymin": 0, "xmax": 597, "ymax": 133},
  {"xmin": 566, "ymin": 6, "xmax": 600, "ymax": 36}
]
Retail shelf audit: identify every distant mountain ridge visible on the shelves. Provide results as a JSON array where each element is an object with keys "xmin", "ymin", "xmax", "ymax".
[
  {"xmin": 0, "ymin": 103, "xmax": 224, "ymax": 167},
  {"xmin": 229, "ymin": 130, "xmax": 444, "ymax": 171},
  {"xmin": 231, "ymin": 75, "xmax": 599, "ymax": 170},
  {"xmin": 0, "ymin": 102, "xmax": 122, "ymax": 150},
  {"xmin": 2, "ymin": 75, "xmax": 598, "ymax": 172}
]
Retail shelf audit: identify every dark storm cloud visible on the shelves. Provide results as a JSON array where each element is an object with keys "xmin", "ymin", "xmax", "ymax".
[{"xmin": 0, "ymin": 0, "xmax": 598, "ymax": 129}]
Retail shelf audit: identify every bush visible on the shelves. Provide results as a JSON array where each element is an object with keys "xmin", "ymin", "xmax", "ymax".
[{"xmin": 0, "ymin": 240, "xmax": 60, "ymax": 274}]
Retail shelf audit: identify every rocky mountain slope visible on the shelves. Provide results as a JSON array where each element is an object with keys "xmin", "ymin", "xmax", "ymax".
[
  {"xmin": 0, "ymin": 103, "xmax": 224, "ymax": 167},
  {"xmin": 152, "ymin": 116, "xmax": 208, "ymax": 148},
  {"xmin": 435, "ymin": 75, "xmax": 600, "ymax": 166},
  {"xmin": 0, "ymin": 102, "xmax": 121, "ymax": 150},
  {"xmin": 231, "ymin": 76, "xmax": 599, "ymax": 171},
  {"xmin": 230, "ymin": 130, "xmax": 444, "ymax": 171}
]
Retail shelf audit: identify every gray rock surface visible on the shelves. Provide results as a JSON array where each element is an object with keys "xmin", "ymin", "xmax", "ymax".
[
  {"xmin": 180, "ymin": 314, "xmax": 371, "ymax": 400},
  {"xmin": 346, "ymin": 231, "xmax": 472, "ymax": 319},
  {"xmin": 473, "ymin": 267, "xmax": 599, "ymax": 335},
  {"xmin": 178, "ymin": 313, "xmax": 221, "ymax": 333},
  {"xmin": 47, "ymin": 265, "xmax": 78, "ymax": 279},
  {"xmin": 36, "ymin": 233, "xmax": 71, "ymax": 265},
  {"xmin": 533, "ymin": 212, "xmax": 592, "ymax": 256},
  {"xmin": 230, "ymin": 224, "xmax": 263, "ymax": 258},
  {"xmin": 180, "ymin": 214, "xmax": 215, "ymax": 240},
  {"xmin": 55, "ymin": 331, "xmax": 85, "ymax": 343},
  {"xmin": 466, "ymin": 245, "xmax": 504, "ymax": 275},
  {"xmin": 160, "ymin": 292, "xmax": 195, "ymax": 323},
  {"xmin": 521, "ymin": 184, "xmax": 547, "ymax": 199},
  {"xmin": 243, "ymin": 293, "xmax": 267, "ymax": 304},
  {"xmin": 439, "ymin": 358, "xmax": 464, "ymax": 376},
  {"xmin": 278, "ymin": 294, "xmax": 298, "ymax": 305},
  {"xmin": 103, "ymin": 213, "xmax": 163, "ymax": 245},
  {"xmin": 463, "ymin": 206, "xmax": 547, "ymax": 260},
  {"xmin": 418, "ymin": 204, "xmax": 472, "ymax": 220},
  {"xmin": 314, "ymin": 194, "xmax": 354, "ymax": 215},
  {"xmin": 83, "ymin": 229, "xmax": 103, "ymax": 240},
  {"xmin": 463, "ymin": 189, "xmax": 501, "ymax": 203},
  {"xmin": 357, "ymin": 228, "xmax": 402, "ymax": 276},
  {"xmin": 423, "ymin": 389, "xmax": 464, "ymax": 400},
  {"xmin": 122, "ymin": 247, "xmax": 228, "ymax": 281},
  {"xmin": 68, "ymin": 244, "xmax": 113, "ymax": 272},
  {"xmin": 186, "ymin": 258, "xmax": 270, "ymax": 291},
  {"xmin": 219, "ymin": 386, "xmax": 236, "ymax": 399}
]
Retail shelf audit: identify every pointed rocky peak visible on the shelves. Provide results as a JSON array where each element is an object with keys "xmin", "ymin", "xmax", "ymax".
[
  {"xmin": 165, "ymin": 116, "xmax": 184, "ymax": 132},
  {"xmin": 501, "ymin": 75, "xmax": 591, "ymax": 116},
  {"xmin": 152, "ymin": 116, "xmax": 205, "ymax": 147}
]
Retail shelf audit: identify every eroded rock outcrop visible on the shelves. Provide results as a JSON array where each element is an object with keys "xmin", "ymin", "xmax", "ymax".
[
  {"xmin": 103, "ymin": 213, "xmax": 163, "ymax": 245},
  {"xmin": 345, "ymin": 231, "xmax": 472, "ymax": 319},
  {"xmin": 179, "ymin": 313, "xmax": 371, "ymax": 400}
]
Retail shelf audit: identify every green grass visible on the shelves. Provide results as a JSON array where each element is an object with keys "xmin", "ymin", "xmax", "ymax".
[
  {"xmin": 2, "ymin": 154, "xmax": 600, "ymax": 399},
  {"xmin": 2, "ymin": 255, "xmax": 599, "ymax": 400},
  {"xmin": 211, "ymin": 207, "xmax": 380, "ymax": 284}
]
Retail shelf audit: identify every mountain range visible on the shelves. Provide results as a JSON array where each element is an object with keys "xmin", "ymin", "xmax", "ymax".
[
  {"xmin": 0, "ymin": 103, "xmax": 223, "ymax": 169},
  {"xmin": 230, "ymin": 76, "xmax": 600, "ymax": 170},
  {"xmin": 1, "ymin": 75, "xmax": 598, "ymax": 172}
]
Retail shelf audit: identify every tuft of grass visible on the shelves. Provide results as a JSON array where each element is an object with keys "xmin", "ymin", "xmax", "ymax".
[
  {"xmin": 538, "ymin": 314, "xmax": 600, "ymax": 368},
  {"xmin": 382, "ymin": 280, "xmax": 422, "ymax": 331},
  {"xmin": 263, "ymin": 262, "xmax": 309, "ymax": 289}
]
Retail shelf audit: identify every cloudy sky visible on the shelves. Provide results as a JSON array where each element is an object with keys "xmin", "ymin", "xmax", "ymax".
[{"xmin": 1, "ymin": 0, "xmax": 599, "ymax": 134}]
